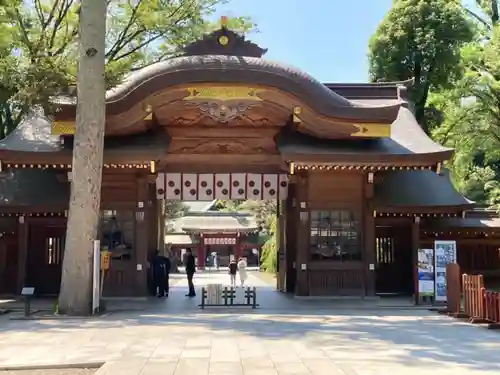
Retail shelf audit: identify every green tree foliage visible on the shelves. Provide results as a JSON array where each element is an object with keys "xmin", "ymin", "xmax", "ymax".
[
  {"xmin": 0, "ymin": 0, "xmax": 253, "ymax": 136},
  {"xmin": 164, "ymin": 200, "xmax": 188, "ymax": 233},
  {"xmin": 431, "ymin": 24, "xmax": 500, "ymax": 208},
  {"xmin": 368, "ymin": 0, "xmax": 500, "ymax": 209},
  {"xmin": 368, "ymin": 0, "xmax": 474, "ymax": 131},
  {"xmin": 237, "ymin": 200, "xmax": 277, "ymax": 232},
  {"xmin": 260, "ymin": 214, "xmax": 277, "ymax": 272},
  {"xmin": 214, "ymin": 199, "xmax": 278, "ymax": 272},
  {"xmin": 165, "ymin": 200, "xmax": 188, "ymax": 220}
]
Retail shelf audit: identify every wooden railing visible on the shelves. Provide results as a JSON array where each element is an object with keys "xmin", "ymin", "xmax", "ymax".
[
  {"xmin": 462, "ymin": 274, "xmax": 486, "ymax": 323},
  {"xmin": 483, "ymin": 290, "xmax": 500, "ymax": 325},
  {"xmin": 446, "ymin": 265, "xmax": 500, "ymax": 329}
]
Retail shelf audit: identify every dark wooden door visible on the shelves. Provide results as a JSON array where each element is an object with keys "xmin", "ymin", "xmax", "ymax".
[
  {"xmin": 375, "ymin": 225, "xmax": 413, "ymax": 295},
  {"xmin": 27, "ymin": 224, "xmax": 66, "ymax": 296},
  {"xmin": 0, "ymin": 233, "xmax": 19, "ymax": 295}
]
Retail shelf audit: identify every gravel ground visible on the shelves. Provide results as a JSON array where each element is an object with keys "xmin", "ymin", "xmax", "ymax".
[{"xmin": 0, "ymin": 369, "xmax": 96, "ymax": 375}]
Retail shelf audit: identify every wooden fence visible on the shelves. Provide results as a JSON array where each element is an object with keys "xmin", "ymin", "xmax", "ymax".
[{"xmin": 446, "ymin": 264, "xmax": 500, "ymax": 329}]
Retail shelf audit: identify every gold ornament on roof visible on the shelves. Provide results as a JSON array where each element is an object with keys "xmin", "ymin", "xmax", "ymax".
[{"xmin": 218, "ymin": 35, "xmax": 229, "ymax": 45}]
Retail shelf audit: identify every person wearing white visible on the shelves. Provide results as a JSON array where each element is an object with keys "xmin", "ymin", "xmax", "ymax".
[{"xmin": 238, "ymin": 257, "xmax": 248, "ymax": 287}]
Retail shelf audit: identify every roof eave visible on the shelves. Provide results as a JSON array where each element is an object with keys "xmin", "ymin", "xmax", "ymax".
[
  {"xmin": 282, "ymin": 150, "xmax": 453, "ymax": 166},
  {"xmin": 181, "ymin": 227, "xmax": 258, "ymax": 233},
  {"xmin": 0, "ymin": 149, "xmax": 164, "ymax": 165},
  {"xmin": 374, "ymin": 204, "xmax": 474, "ymax": 214}
]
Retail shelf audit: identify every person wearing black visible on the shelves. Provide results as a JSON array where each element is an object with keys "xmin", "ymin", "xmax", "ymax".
[
  {"xmin": 228, "ymin": 256, "xmax": 238, "ymax": 287},
  {"xmin": 163, "ymin": 253, "xmax": 171, "ymax": 297},
  {"xmin": 147, "ymin": 249, "xmax": 157, "ymax": 296},
  {"xmin": 184, "ymin": 248, "xmax": 196, "ymax": 297},
  {"xmin": 152, "ymin": 250, "xmax": 168, "ymax": 298}
]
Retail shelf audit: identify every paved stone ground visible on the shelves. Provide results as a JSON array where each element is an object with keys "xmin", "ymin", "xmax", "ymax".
[
  {"xmin": 0, "ymin": 272, "xmax": 499, "ymax": 374},
  {"xmin": 0, "ymin": 370, "xmax": 95, "ymax": 375}
]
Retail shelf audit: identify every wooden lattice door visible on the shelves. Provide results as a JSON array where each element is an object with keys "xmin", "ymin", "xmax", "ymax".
[
  {"xmin": 375, "ymin": 225, "xmax": 413, "ymax": 295},
  {"xmin": 27, "ymin": 224, "xmax": 66, "ymax": 296}
]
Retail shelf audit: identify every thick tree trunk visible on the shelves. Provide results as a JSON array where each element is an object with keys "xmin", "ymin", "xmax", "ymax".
[{"xmin": 58, "ymin": 0, "xmax": 107, "ymax": 315}]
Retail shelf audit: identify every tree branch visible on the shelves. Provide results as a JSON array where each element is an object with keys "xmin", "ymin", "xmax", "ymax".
[
  {"xmin": 106, "ymin": 0, "xmax": 145, "ymax": 61},
  {"xmin": 48, "ymin": 0, "xmax": 75, "ymax": 54},
  {"xmin": 464, "ymin": 7, "xmax": 492, "ymax": 29},
  {"xmin": 12, "ymin": 8, "xmax": 35, "ymax": 58},
  {"xmin": 107, "ymin": 0, "xmax": 194, "ymax": 62}
]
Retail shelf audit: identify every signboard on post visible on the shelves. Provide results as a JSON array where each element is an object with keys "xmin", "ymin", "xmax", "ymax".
[
  {"xmin": 417, "ymin": 248, "xmax": 435, "ymax": 297},
  {"xmin": 434, "ymin": 240, "xmax": 457, "ymax": 302},
  {"xmin": 92, "ymin": 240, "xmax": 100, "ymax": 314},
  {"xmin": 100, "ymin": 250, "xmax": 110, "ymax": 270}
]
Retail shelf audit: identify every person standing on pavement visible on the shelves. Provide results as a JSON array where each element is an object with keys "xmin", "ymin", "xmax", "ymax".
[
  {"xmin": 152, "ymin": 250, "xmax": 167, "ymax": 298},
  {"xmin": 163, "ymin": 252, "xmax": 171, "ymax": 297},
  {"xmin": 184, "ymin": 248, "xmax": 196, "ymax": 297},
  {"xmin": 237, "ymin": 257, "xmax": 248, "ymax": 287},
  {"xmin": 229, "ymin": 256, "xmax": 238, "ymax": 287}
]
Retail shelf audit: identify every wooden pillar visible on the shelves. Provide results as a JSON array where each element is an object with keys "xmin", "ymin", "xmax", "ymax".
[
  {"xmin": 157, "ymin": 198, "xmax": 165, "ymax": 252},
  {"xmin": 285, "ymin": 185, "xmax": 297, "ymax": 293},
  {"xmin": 364, "ymin": 172, "xmax": 376, "ymax": 296},
  {"xmin": 412, "ymin": 217, "xmax": 420, "ymax": 304},
  {"xmin": 135, "ymin": 175, "xmax": 149, "ymax": 296},
  {"xmin": 295, "ymin": 171, "xmax": 310, "ymax": 296},
  {"xmin": 16, "ymin": 216, "xmax": 28, "ymax": 294},
  {"xmin": 277, "ymin": 201, "xmax": 287, "ymax": 292},
  {"xmin": 148, "ymin": 184, "xmax": 158, "ymax": 256}
]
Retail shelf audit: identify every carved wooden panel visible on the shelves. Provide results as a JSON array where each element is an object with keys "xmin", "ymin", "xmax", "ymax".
[
  {"xmin": 163, "ymin": 154, "xmax": 286, "ymax": 172},
  {"xmin": 168, "ymin": 137, "xmax": 278, "ymax": 155}
]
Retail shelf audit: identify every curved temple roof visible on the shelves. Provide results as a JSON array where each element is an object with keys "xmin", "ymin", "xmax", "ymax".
[
  {"xmin": 277, "ymin": 106, "xmax": 453, "ymax": 164},
  {"xmin": 374, "ymin": 169, "xmax": 473, "ymax": 210},
  {"xmin": 0, "ymin": 114, "xmax": 167, "ymax": 164},
  {"xmin": 56, "ymin": 54, "xmax": 401, "ymax": 125}
]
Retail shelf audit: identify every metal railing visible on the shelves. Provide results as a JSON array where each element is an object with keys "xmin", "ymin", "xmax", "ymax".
[{"xmin": 199, "ymin": 285, "xmax": 258, "ymax": 309}]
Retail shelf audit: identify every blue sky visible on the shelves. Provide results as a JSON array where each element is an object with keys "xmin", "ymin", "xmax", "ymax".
[{"xmin": 214, "ymin": 0, "xmax": 481, "ymax": 83}]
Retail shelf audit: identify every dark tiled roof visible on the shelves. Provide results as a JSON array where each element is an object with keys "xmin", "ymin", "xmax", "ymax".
[
  {"xmin": 177, "ymin": 211, "xmax": 258, "ymax": 232},
  {"xmin": 0, "ymin": 169, "xmax": 69, "ymax": 207},
  {"xmin": 55, "ymin": 55, "xmax": 401, "ymax": 123},
  {"xmin": 0, "ymin": 115, "xmax": 60, "ymax": 152},
  {"xmin": 164, "ymin": 234, "xmax": 197, "ymax": 245},
  {"xmin": 425, "ymin": 217, "xmax": 500, "ymax": 229},
  {"xmin": 373, "ymin": 169, "xmax": 473, "ymax": 209},
  {"xmin": 325, "ymin": 79, "xmax": 414, "ymax": 100},
  {"xmin": 0, "ymin": 115, "xmax": 168, "ymax": 161},
  {"xmin": 183, "ymin": 200, "xmax": 217, "ymax": 212},
  {"xmin": 277, "ymin": 106, "xmax": 452, "ymax": 163}
]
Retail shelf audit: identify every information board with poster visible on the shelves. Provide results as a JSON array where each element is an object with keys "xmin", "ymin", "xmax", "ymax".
[
  {"xmin": 434, "ymin": 240, "xmax": 457, "ymax": 302},
  {"xmin": 417, "ymin": 248, "xmax": 435, "ymax": 297}
]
